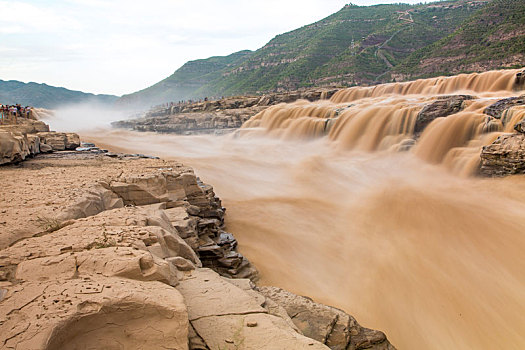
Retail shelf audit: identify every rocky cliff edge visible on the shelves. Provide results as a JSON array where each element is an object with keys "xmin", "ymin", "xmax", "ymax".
[
  {"xmin": 0, "ymin": 117, "xmax": 80, "ymax": 165},
  {"xmin": 0, "ymin": 154, "xmax": 395, "ymax": 350}
]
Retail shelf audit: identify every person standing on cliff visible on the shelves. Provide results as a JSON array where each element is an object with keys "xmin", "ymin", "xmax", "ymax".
[
  {"xmin": 1, "ymin": 105, "xmax": 5, "ymax": 124},
  {"xmin": 10, "ymin": 105, "xmax": 17, "ymax": 124}
]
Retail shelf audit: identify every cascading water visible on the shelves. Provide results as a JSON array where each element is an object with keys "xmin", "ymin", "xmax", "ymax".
[
  {"xmin": 330, "ymin": 68, "xmax": 520, "ymax": 103},
  {"xmin": 81, "ymin": 68, "xmax": 525, "ymax": 350},
  {"xmin": 242, "ymin": 68, "xmax": 525, "ymax": 176}
]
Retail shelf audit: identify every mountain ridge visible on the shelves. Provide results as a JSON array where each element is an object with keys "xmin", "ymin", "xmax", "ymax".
[
  {"xmin": 118, "ymin": 0, "xmax": 525, "ymax": 108},
  {"xmin": 0, "ymin": 79, "xmax": 119, "ymax": 109}
]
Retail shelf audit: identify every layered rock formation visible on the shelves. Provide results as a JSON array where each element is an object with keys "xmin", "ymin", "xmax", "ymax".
[
  {"xmin": 113, "ymin": 89, "xmax": 338, "ymax": 135},
  {"xmin": 0, "ymin": 154, "xmax": 395, "ymax": 349},
  {"xmin": 257, "ymin": 287, "xmax": 395, "ymax": 350},
  {"xmin": 53, "ymin": 166, "xmax": 257, "ymax": 280},
  {"xmin": 36, "ymin": 132, "xmax": 80, "ymax": 152},
  {"xmin": 480, "ymin": 133, "xmax": 525, "ymax": 176},
  {"xmin": 0, "ymin": 118, "xmax": 80, "ymax": 165},
  {"xmin": 480, "ymin": 95, "xmax": 525, "ymax": 176}
]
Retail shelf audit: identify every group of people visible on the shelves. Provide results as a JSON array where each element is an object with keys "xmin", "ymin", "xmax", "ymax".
[{"xmin": 0, "ymin": 104, "xmax": 32, "ymax": 124}]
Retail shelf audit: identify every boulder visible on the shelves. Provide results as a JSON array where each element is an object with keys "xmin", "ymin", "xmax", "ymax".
[
  {"xmin": 167, "ymin": 256, "xmax": 196, "ymax": 271},
  {"xmin": 480, "ymin": 133, "xmax": 525, "ymax": 176},
  {"xmin": 177, "ymin": 268, "xmax": 266, "ymax": 320},
  {"xmin": 0, "ymin": 120, "xmax": 59, "ymax": 164},
  {"xmin": 415, "ymin": 95, "xmax": 474, "ymax": 133},
  {"xmin": 37, "ymin": 132, "xmax": 67, "ymax": 150},
  {"xmin": 109, "ymin": 171, "xmax": 206, "ymax": 207},
  {"xmin": 55, "ymin": 168, "xmax": 256, "ymax": 280},
  {"xmin": 0, "ymin": 131, "xmax": 30, "ymax": 165},
  {"xmin": 19, "ymin": 119, "xmax": 49, "ymax": 133},
  {"xmin": 65, "ymin": 132, "xmax": 81, "ymax": 149},
  {"xmin": 192, "ymin": 314, "xmax": 328, "ymax": 350},
  {"xmin": 37, "ymin": 132, "xmax": 81, "ymax": 151},
  {"xmin": 0, "ymin": 119, "xmax": 49, "ymax": 134},
  {"xmin": 484, "ymin": 95, "xmax": 525, "ymax": 119},
  {"xmin": 110, "ymin": 181, "xmax": 163, "ymax": 206}
]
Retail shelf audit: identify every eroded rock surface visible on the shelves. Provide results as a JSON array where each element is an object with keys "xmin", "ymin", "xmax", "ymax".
[
  {"xmin": 0, "ymin": 278, "xmax": 188, "ymax": 350},
  {"xmin": 415, "ymin": 95, "xmax": 474, "ymax": 133},
  {"xmin": 178, "ymin": 268, "xmax": 329, "ymax": 350},
  {"xmin": 0, "ymin": 118, "xmax": 80, "ymax": 165},
  {"xmin": 53, "ymin": 167, "xmax": 257, "ymax": 280},
  {"xmin": 480, "ymin": 133, "xmax": 525, "ymax": 176},
  {"xmin": 36, "ymin": 132, "xmax": 80, "ymax": 151},
  {"xmin": 0, "ymin": 155, "xmax": 396, "ymax": 349},
  {"xmin": 0, "ymin": 131, "xmax": 35, "ymax": 165},
  {"xmin": 257, "ymin": 287, "xmax": 396, "ymax": 350},
  {"xmin": 484, "ymin": 95, "xmax": 525, "ymax": 119}
]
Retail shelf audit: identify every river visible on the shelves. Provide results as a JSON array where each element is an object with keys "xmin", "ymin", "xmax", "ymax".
[{"xmin": 73, "ymin": 68, "xmax": 525, "ymax": 350}]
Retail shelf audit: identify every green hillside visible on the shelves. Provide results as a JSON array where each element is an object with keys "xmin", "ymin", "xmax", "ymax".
[
  {"xmin": 0, "ymin": 80, "xmax": 118, "ymax": 109},
  {"xmin": 119, "ymin": 0, "xmax": 525, "ymax": 108},
  {"xmin": 394, "ymin": 0, "xmax": 525, "ymax": 78},
  {"xmin": 218, "ymin": 0, "xmax": 479, "ymax": 91}
]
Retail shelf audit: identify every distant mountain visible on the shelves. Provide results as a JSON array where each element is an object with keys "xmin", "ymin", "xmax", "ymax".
[
  {"xmin": 120, "ymin": 0, "xmax": 524, "ymax": 108},
  {"xmin": 0, "ymin": 80, "xmax": 118, "ymax": 109}
]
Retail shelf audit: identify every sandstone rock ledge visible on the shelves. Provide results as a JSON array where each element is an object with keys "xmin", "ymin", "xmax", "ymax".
[
  {"xmin": 0, "ymin": 119, "xmax": 80, "ymax": 165},
  {"xmin": 112, "ymin": 88, "xmax": 338, "ymax": 135},
  {"xmin": 480, "ymin": 133, "xmax": 525, "ymax": 176},
  {"xmin": 0, "ymin": 155, "xmax": 395, "ymax": 349},
  {"xmin": 479, "ymin": 96, "xmax": 525, "ymax": 177}
]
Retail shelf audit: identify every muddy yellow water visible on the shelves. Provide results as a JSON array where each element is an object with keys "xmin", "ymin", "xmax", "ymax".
[{"xmin": 79, "ymin": 68, "xmax": 525, "ymax": 350}]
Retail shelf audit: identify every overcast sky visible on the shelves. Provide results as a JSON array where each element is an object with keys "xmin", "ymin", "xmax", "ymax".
[{"xmin": 1, "ymin": 0, "xmax": 427, "ymax": 96}]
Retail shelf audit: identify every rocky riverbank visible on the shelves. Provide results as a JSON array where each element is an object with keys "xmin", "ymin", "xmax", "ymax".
[
  {"xmin": 112, "ymin": 88, "xmax": 338, "ymax": 135},
  {"xmin": 0, "ymin": 152, "xmax": 395, "ymax": 349}
]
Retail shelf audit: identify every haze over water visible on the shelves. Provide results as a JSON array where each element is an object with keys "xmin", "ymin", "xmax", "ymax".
[{"xmin": 73, "ymin": 69, "xmax": 525, "ymax": 350}]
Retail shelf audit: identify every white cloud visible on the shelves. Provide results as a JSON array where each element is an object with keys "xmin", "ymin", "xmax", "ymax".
[{"xmin": 0, "ymin": 1, "xmax": 81, "ymax": 33}]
